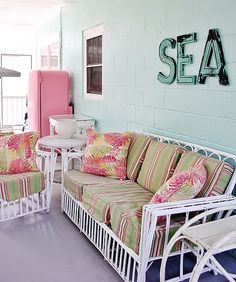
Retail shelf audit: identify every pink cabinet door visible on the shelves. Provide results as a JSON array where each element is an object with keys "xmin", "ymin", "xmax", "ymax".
[
  {"xmin": 40, "ymin": 71, "xmax": 70, "ymax": 137},
  {"xmin": 28, "ymin": 70, "xmax": 71, "ymax": 137}
]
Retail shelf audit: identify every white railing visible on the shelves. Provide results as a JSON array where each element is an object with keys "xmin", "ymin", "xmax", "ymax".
[{"xmin": 1, "ymin": 96, "xmax": 26, "ymax": 127}]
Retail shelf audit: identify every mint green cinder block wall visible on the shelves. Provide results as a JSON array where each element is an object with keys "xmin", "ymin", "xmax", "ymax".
[{"xmin": 60, "ymin": 0, "xmax": 236, "ymax": 154}]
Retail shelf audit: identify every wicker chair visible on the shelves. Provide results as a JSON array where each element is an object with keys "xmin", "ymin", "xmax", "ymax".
[
  {"xmin": 0, "ymin": 149, "xmax": 57, "ymax": 222},
  {"xmin": 160, "ymin": 203, "xmax": 236, "ymax": 281}
]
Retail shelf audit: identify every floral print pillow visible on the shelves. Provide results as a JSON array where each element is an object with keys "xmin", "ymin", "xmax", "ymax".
[
  {"xmin": 0, "ymin": 131, "xmax": 39, "ymax": 174},
  {"xmin": 150, "ymin": 163, "xmax": 207, "ymax": 222},
  {"xmin": 81, "ymin": 129, "xmax": 131, "ymax": 180}
]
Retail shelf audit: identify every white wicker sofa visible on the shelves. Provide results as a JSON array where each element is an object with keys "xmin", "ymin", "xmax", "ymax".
[{"xmin": 61, "ymin": 131, "xmax": 236, "ymax": 282}]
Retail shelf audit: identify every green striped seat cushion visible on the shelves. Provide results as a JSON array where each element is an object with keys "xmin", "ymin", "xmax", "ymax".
[
  {"xmin": 173, "ymin": 151, "xmax": 234, "ymax": 197},
  {"xmin": 0, "ymin": 131, "xmax": 14, "ymax": 137},
  {"xmin": 0, "ymin": 171, "xmax": 44, "ymax": 201},
  {"xmin": 137, "ymin": 141, "xmax": 183, "ymax": 193},
  {"xmin": 82, "ymin": 181, "xmax": 152, "ymax": 224},
  {"xmin": 126, "ymin": 133, "xmax": 151, "ymax": 181},
  {"xmin": 110, "ymin": 201, "xmax": 185, "ymax": 255},
  {"xmin": 64, "ymin": 170, "xmax": 121, "ymax": 201}
]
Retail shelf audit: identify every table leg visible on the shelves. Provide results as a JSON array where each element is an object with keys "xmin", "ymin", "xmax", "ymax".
[
  {"xmin": 61, "ymin": 149, "xmax": 67, "ymax": 186},
  {"xmin": 60, "ymin": 148, "xmax": 67, "ymax": 213},
  {"xmin": 50, "ymin": 123, "xmax": 54, "ymax": 135}
]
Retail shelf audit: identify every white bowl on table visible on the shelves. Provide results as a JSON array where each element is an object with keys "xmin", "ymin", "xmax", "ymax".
[{"xmin": 55, "ymin": 119, "xmax": 77, "ymax": 138}]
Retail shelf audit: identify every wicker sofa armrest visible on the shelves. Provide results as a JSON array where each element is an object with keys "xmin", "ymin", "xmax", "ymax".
[{"xmin": 144, "ymin": 195, "xmax": 236, "ymax": 219}]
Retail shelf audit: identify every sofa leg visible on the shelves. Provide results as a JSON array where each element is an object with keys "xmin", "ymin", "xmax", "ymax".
[
  {"xmin": 137, "ymin": 270, "xmax": 146, "ymax": 282},
  {"xmin": 137, "ymin": 261, "xmax": 147, "ymax": 282}
]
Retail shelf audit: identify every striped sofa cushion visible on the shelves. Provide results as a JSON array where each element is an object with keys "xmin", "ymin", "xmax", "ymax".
[
  {"xmin": 0, "ymin": 131, "xmax": 14, "ymax": 137},
  {"xmin": 173, "ymin": 151, "xmax": 234, "ymax": 197},
  {"xmin": 110, "ymin": 201, "xmax": 184, "ymax": 256},
  {"xmin": 64, "ymin": 170, "xmax": 121, "ymax": 201},
  {"xmin": 0, "ymin": 171, "xmax": 44, "ymax": 201},
  {"xmin": 82, "ymin": 181, "xmax": 152, "ymax": 224},
  {"xmin": 126, "ymin": 133, "xmax": 151, "ymax": 181},
  {"xmin": 137, "ymin": 141, "xmax": 182, "ymax": 193}
]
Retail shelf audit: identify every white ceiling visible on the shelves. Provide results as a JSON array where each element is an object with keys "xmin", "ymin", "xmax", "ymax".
[{"xmin": 0, "ymin": 0, "xmax": 64, "ymax": 26}]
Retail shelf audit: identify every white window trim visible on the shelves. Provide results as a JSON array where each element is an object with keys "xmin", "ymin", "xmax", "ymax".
[{"xmin": 83, "ymin": 24, "xmax": 104, "ymax": 101}]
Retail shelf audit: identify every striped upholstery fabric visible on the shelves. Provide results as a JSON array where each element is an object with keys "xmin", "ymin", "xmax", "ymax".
[
  {"xmin": 173, "ymin": 151, "xmax": 234, "ymax": 197},
  {"xmin": 137, "ymin": 141, "xmax": 183, "ymax": 193},
  {"xmin": 0, "ymin": 131, "xmax": 14, "ymax": 137},
  {"xmin": 82, "ymin": 181, "xmax": 152, "ymax": 224},
  {"xmin": 0, "ymin": 171, "xmax": 44, "ymax": 201},
  {"xmin": 126, "ymin": 133, "xmax": 151, "ymax": 181},
  {"xmin": 110, "ymin": 201, "xmax": 184, "ymax": 255},
  {"xmin": 64, "ymin": 170, "xmax": 121, "ymax": 201}
]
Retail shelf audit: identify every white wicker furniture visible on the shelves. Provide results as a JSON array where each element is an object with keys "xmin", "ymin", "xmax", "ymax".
[
  {"xmin": 0, "ymin": 150, "xmax": 57, "ymax": 222},
  {"xmin": 61, "ymin": 131, "xmax": 236, "ymax": 282},
  {"xmin": 49, "ymin": 114, "xmax": 95, "ymax": 136},
  {"xmin": 38, "ymin": 135, "xmax": 86, "ymax": 183},
  {"xmin": 160, "ymin": 205, "xmax": 236, "ymax": 282}
]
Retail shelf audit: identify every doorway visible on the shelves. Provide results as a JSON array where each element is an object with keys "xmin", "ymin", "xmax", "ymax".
[{"xmin": 0, "ymin": 53, "xmax": 32, "ymax": 130}]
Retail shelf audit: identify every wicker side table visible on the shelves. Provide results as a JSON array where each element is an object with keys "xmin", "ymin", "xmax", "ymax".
[{"xmin": 38, "ymin": 135, "xmax": 86, "ymax": 183}]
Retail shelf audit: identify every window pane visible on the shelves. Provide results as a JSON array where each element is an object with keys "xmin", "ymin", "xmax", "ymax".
[
  {"xmin": 1, "ymin": 54, "xmax": 32, "ymax": 127},
  {"xmin": 87, "ymin": 66, "xmax": 102, "ymax": 94},
  {"xmin": 87, "ymin": 35, "xmax": 102, "ymax": 65},
  {"xmin": 50, "ymin": 56, "xmax": 59, "ymax": 68},
  {"xmin": 1, "ymin": 55, "xmax": 32, "ymax": 97},
  {"xmin": 41, "ymin": 55, "xmax": 48, "ymax": 68}
]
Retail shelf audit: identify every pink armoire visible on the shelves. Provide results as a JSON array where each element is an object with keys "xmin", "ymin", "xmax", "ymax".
[{"xmin": 27, "ymin": 70, "xmax": 71, "ymax": 137}]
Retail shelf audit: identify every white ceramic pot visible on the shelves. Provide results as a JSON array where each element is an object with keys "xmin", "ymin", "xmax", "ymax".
[{"xmin": 55, "ymin": 119, "xmax": 77, "ymax": 138}]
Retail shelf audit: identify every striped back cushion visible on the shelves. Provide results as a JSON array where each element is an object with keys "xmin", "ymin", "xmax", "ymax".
[
  {"xmin": 137, "ymin": 141, "xmax": 182, "ymax": 193},
  {"xmin": 126, "ymin": 133, "xmax": 151, "ymax": 181},
  {"xmin": 174, "ymin": 151, "xmax": 234, "ymax": 197}
]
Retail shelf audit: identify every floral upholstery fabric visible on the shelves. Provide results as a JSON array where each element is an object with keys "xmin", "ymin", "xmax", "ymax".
[
  {"xmin": 81, "ymin": 129, "xmax": 131, "ymax": 180},
  {"xmin": 173, "ymin": 151, "xmax": 234, "ymax": 197},
  {"xmin": 0, "ymin": 131, "xmax": 39, "ymax": 174},
  {"xmin": 150, "ymin": 163, "xmax": 207, "ymax": 223},
  {"xmin": 150, "ymin": 163, "xmax": 207, "ymax": 204}
]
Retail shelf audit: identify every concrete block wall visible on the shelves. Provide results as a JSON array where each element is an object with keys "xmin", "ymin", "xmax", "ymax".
[{"xmin": 61, "ymin": 0, "xmax": 236, "ymax": 154}]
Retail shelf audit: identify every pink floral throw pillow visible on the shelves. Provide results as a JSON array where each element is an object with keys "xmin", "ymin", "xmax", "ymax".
[
  {"xmin": 150, "ymin": 163, "xmax": 207, "ymax": 222},
  {"xmin": 81, "ymin": 129, "xmax": 131, "ymax": 180},
  {"xmin": 0, "ymin": 131, "xmax": 40, "ymax": 174}
]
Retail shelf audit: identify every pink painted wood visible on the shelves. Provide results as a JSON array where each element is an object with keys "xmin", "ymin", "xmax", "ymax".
[{"xmin": 28, "ymin": 70, "xmax": 72, "ymax": 137}]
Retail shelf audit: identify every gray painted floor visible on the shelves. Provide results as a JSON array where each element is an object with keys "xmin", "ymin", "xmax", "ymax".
[
  {"xmin": 0, "ymin": 183, "xmax": 235, "ymax": 282},
  {"xmin": 0, "ymin": 184, "xmax": 122, "ymax": 282}
]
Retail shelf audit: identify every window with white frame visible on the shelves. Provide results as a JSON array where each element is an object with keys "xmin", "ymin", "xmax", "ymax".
[
  {"xmin": 83, "ymin": 25, "xmax": 103, "ymax": 98},
  {"xmin": 40, "ymin": 41, "xmax": 60, "ymax": 70}
]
